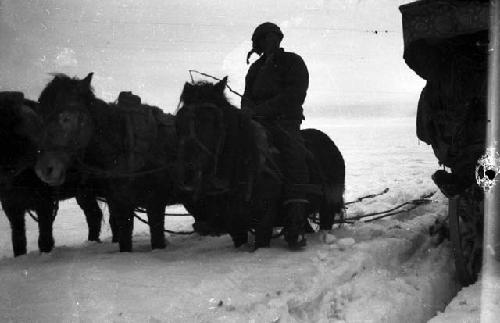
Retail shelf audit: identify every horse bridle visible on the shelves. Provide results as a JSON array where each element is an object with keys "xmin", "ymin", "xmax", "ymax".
[
  {"xmin": 177, "ymin": 103, "xmax": 226, "ymax": 193},
  {"xmin": 38, "ymin": 105, "xmax": 93, "ymax": 159}
]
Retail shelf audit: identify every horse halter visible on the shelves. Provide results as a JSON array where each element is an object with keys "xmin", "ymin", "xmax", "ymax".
[
  {"xmin": 177, "ymin": 102, "xmax": 226, "ymax": 193},
  {"xmin": 38, "ymin": 107, "xmax": 93, "ymax": 158}
]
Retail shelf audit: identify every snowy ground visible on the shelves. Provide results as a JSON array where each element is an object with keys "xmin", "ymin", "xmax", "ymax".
[{"xmin": 0, "ymin": 117, "xmax": 493, "ymax": 322}]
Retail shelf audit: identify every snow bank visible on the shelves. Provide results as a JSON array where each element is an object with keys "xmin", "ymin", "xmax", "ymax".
[
  {"xmin": 0, "ymin": 118, "xmax": 466, "ymax": 322},
  {"xmin": 429, "ymin": 261, "xmax": 500, "ymax": 323},
  {"xmin": 0, "ymin": 194, "xmax": 459, "ymax": 322}
]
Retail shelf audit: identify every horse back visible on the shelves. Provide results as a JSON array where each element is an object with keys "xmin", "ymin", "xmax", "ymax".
[
  {"xmin": 301, "ymin": 128, "xmax": 345, "ymax": 186},
  {"xmin": 114, "ymin": 93, "xmax": 177, "ymax": 169}
]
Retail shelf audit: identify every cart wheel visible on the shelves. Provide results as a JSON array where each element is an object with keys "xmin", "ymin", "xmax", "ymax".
[{"xmin": 448, "ymin": 190, "xmax": 484, "ymax": 286}]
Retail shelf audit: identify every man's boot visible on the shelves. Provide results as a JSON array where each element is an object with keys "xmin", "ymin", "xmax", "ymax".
[{"xmin": 284, "ymin": 200, "xmax": 308, "ymax": 250}]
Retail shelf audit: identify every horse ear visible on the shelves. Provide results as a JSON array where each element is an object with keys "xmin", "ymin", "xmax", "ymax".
[
  {"xmin": 182, "ymin": 82, "xmax": 193, "ymax": 97},
  {"xmin": 216, "ymin": 76, "xmax": 228, "ymax": 93},
  {"xmin": 82, "ymin": 72, "xmax": 93, "ymax": 88}
]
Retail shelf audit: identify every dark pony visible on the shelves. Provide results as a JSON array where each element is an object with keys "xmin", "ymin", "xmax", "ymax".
[
  {"xmin": 175, "ymin": 77, "xmax": 345, "ymax": 249},
  {"xmin": 0, "ymin": 92, "xmax": 105, "ymax": 256},
  {"xmin": 35, "ymin": 73, "xmax": 185, "ymax": 252}
]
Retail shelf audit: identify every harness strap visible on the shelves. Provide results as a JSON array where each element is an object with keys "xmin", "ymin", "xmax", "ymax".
[
  {"xmin": 283, "ymin": 198, "xmax": 309, "ymax": 205},
  {"xmin": 75, "ymin": 155, "xmax": 176, "ymax": 178},
  {"xmin": 125, "ymin": 113, "xmax": 136, "ymax": 171}
]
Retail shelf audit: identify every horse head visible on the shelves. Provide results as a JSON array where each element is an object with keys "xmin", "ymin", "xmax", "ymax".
[
  {"xmin": 0, "ymin": 92, "xmax": 41, "ymax": 185},
  {"xmin": 35, "ymin": 73, "xmax": 95, "ymax": 186},
  {"xmin": 175, "ymin": 77, "xmax": 229, "ymax": 195}
]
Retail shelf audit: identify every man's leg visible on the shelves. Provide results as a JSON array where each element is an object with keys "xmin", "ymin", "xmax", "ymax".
[{"xmin": 273, "ymin": 120, "xmax": 310, "ymax": 249}]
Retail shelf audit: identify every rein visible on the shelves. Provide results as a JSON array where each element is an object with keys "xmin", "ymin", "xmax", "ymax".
[
  {"xmin": 188, "ymin": 70, "xmax": 244, "ymax": 98},
  {"xmin": 74, "ymin": 155, "xmax": 177, "ymax": 178}
]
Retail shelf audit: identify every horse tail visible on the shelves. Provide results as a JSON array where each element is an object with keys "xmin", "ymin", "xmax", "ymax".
[
  {"xmin": 324, "ymin": 182, "xmax": 346, "ymax": 220},
  {"xmin": 301, "ymin": 128, "xmax": 346, "ymax": 228}
]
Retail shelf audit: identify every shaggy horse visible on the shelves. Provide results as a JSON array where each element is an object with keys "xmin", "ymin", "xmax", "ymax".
[
  {"xmin": 34, "ymin": 73, "xmax": 188, "ymax": 252},
  {"xmin": 175, "ymin": 78, "xmax": 345, "ymax": 250},
  {"xmin": 0, "ymin": 92, "xmax": 106, "ymax": 256}
]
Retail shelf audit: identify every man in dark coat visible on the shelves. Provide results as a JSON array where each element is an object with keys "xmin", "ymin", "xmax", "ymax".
[{"xmin": 241, "ymin": 22, "xmax": 310, "ymax": 249}]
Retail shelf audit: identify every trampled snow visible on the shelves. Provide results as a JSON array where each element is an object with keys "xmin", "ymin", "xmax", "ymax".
[{"xmin": 0, "ymin": 116, "xmax": 493, "ymax": 322}]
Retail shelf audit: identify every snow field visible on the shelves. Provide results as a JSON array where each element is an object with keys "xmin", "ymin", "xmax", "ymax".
[{"xmin": 0, "ymin": 117, "xmax": 475, "ymax": 322}]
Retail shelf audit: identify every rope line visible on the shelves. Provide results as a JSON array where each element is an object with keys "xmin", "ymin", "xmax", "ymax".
[
  {"xmin": 344, "ymin": 190, "xmax": 437, "ymax": 222},
  {"xmin": 345, "ymin": 188, "xmax": 389, "ymax": 205},
  {"xmin": 188, "ymin": 70, "xmax": 244, "ymax": 98},
  {"xmin": 133, "ymin": 214, "xmax": 195, "ymax": 235}
]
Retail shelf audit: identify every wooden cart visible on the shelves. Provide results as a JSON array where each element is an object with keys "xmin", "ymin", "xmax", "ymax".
[{"xmin": 400, "ymin": 0, "xmax": 490, "ymax": 285}]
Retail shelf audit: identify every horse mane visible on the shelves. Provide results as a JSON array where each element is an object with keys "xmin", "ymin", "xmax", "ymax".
[
  {"xmin": 38, "ymin": 73, "xmax": 97, "ymax": 115},
  {"xmin": 179, "ymin": 80, "xmax": 236, "ymax": 112}
]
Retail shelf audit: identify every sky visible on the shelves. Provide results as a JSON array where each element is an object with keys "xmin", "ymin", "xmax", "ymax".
[{"xmin": 0, "ymin": 0, "xmax": 425, "ymax": 116}]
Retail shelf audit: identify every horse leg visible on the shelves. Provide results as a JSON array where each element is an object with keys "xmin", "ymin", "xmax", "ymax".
[
  {"xmin": 230, "ymin": 228, "xmax": 248, "ymax": 248},
  {"xmin": 320, "ymin": 184, "xmax": 345, "ymax": 230},
  {"xmin": 147, "ymin": 201, "xmax": 167, "ymax": 250},
  {"xmin": 254, "ymin": 199, "xmax": 276, "ymax": 249},
  {"xmin": 2, "ymin": 199, "xmax": 27, "ymax": 257},
  {"xmin": 35, "ymin": 199, "xmax": 56, "ymax": 253},
  {"xmin": 108, "ymin": 204, "xmax": 119, "ymax": 243},
  {"xmin": 284, "ymin": 201, "xmax": 308, "ymax": 250},
  {"xmin": 228, "ymin": 206, "xmax": 249, "ymax": 248},
  {"xmin": 76, "ymin": 192, "xmax": 103, "ymax": 242},
  {"xmin": 108, "ymin": 200, "xmax": 134, "ymax": 252},
  {"xmin": 319, "ymin": 202, "xmax": 334, "ymax": 231}
]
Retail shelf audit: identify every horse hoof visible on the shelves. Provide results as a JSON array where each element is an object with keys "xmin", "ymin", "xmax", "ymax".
[
  {"xmin": 38, "ymin": 240, "xmax": 54, "ymax": 253},
  {"xmin": 13, "ymin": 249, "xmax": 27, "ymax": 257},
  {"xmin": 254, "ymin": 241, "xmax": 271, "ymax": 249},
  {"xmin": 152, "ymin": 241, "xmax": 167, "ymax": 250},
  {"xmin": 13, "ymin": 243, "xmax": 27, "ymax": 257},
  {"xmin": 287, "ymin": 236, "xmax": 307, "ymax": 251},
  {"xmin": 237, "ymin": 243, "xmax": 255, "ymax": 252},
  {"xmin": 232, "ymin": 235, "xmax": 248, "ymax": 248},
  {"xmin": 88, "ymin": 237, "xmax": 102, "ymax": 243},
  {"xmin": 119, "ymin": 241, "xmax": 132, "ymax": 252}
]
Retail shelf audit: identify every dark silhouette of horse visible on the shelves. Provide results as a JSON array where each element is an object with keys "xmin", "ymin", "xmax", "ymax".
[
  {"xmin": 34, "ymin": 73, "xmax": 190, "ymax": 252},
  {"xmin": 175, "ymin": 77, "xmax": 345, "ymax": 250},
  {"xmin": 0, "ymin": 92, "xmax": 106, "ymax": 257}
]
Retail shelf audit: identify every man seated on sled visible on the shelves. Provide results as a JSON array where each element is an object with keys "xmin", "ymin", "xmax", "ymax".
[{"xmin": 241, "ymin": 22, "xmax": 310, "ymax": 249}]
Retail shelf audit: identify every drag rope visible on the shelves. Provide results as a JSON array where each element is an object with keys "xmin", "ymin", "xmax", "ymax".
[{"xmin": 340, "ymin": 190, "xmax": 437, "ymax": 223}]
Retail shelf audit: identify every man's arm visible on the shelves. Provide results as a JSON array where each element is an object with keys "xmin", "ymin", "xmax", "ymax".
[{"xmin": 241, "ymin": 63, "xmax": 259, "ymax": 109}]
